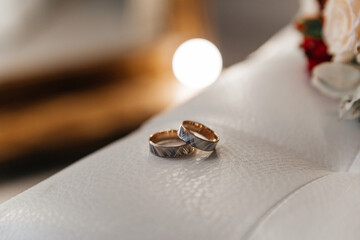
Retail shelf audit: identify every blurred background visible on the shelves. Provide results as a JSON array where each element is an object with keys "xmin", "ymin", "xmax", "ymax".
[{"xmin": 0, "ymin": 0, "xmax": 297, "ymax": 203}]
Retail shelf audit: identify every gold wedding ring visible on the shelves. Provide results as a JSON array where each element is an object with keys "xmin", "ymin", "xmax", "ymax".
[
  {"xmin": 149, "ymin": 130, "xmax": 195, "ymax": 158},
  {"xmin": 177, "ymin": 120, "xmax": 219, "ymax": 151}
]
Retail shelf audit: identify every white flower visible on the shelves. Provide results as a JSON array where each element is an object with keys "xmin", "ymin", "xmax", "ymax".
[
  {"xmin": 323, "ymin": 0, "xmax": 360, "ymax": 63},
  {"xmin": 298, "ymin": 0, "xmax": 320, "ymax": 18},
  {"xmin": 311, "ymin": 62, "xmax": 360, "ymax": 98}
]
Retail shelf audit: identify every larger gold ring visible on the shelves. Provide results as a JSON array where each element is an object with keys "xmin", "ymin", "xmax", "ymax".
[
  {"xmin": 177, "ymin": 120, "xmax": 219, "ymax": 151},
  {"xmin": 149, "ymin": 130, "xmax": 195, "ymax": 158}
]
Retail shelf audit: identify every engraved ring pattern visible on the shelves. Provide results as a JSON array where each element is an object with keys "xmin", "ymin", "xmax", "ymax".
[
  {"xmin": 149, "ymin": 130, "xmax": 195, "ymax": 158},
  {"xmin": 177, "ymin": 120, "xmax": 219, "ymax": 151}
]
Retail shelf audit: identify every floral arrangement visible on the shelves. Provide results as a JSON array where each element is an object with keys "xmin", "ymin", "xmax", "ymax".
[{"xmin": 296, "ymin": 0, "xmax": 360, "ymax": 119}]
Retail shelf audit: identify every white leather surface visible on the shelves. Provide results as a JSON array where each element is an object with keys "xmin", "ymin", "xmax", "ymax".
[{"xmin": 1, "ymin": 27, "xmax": 360, "ymax": 240}]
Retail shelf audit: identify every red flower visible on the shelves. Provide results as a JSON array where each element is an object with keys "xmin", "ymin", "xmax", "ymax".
[
  {"xmin": 307, "ymin": 58, "xmax": 323, "ymax": 71},
  {"xmin": 312, "ymin": 41, "xmax": 328, "ymax": 59},
  {"xmin": 300, "ymin": 37, "xmax": 332, "ymax": 71}
]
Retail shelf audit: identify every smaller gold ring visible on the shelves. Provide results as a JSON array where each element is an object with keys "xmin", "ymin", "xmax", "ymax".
[
  {"xmin": 149, "ymin": 130, "xmax": 195, "ymax": 158},
  {"xmin": 178, "ymin": 120, "xmax": 219, "ymax": 151}
]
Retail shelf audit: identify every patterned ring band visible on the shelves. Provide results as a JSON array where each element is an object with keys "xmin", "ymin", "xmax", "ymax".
[
  {"xmin": 178, "ymin": 120, "xmax": 219, "ymax": 151},
  {"xmin": 149, "ymin": 130, "xmax": 195, "ymax": 158}
]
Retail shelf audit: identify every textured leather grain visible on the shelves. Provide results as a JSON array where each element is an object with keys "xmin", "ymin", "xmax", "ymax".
[{"xmin": 1, "ymin": 27, "xmax": 360, "ymax": 240}]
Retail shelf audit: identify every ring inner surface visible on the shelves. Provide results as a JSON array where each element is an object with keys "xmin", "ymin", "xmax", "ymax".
[
  {"xmin": 151, "ymin": 130, "xmax": 186, "ymax": 147},
  {"xmin": 183, "ymin": 121, "xmax": 218, "ymax": 142}
]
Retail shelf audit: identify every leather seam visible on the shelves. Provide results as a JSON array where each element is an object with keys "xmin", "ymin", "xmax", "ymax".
[{"xmin": 241, "ymin": 173, "xmax": 333, "ymax": 240}]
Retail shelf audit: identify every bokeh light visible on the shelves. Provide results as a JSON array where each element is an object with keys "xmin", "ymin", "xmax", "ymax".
[{"xmin": 172, "ymin": 38, "xmax": 222, "ymax": 89}]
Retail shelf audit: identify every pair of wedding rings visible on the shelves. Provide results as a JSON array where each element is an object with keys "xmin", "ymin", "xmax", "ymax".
[{"xmin": 149, "ymin": 120, "xmax": 219, "ymax": 158}]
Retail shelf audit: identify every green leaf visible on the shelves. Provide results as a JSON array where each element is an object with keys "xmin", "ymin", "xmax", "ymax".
[{"xmin": 302, "ymin": 19, "xmax": 323, "ymax": 39}]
